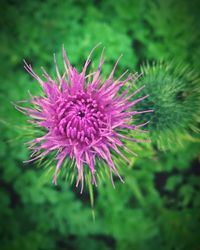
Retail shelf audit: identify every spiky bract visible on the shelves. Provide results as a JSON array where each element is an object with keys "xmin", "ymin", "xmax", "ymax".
[{"xmin": 138, "ymin": 61, "xmax": 200, "ymax": 149}]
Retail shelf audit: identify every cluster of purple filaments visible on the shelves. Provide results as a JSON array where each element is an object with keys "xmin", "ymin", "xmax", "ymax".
[
  {"xmin": 15, "ymin": 46, "xmax": 152, "ymax": 193},
  {"xmin": 57, "ymin": 93, "xmax": 106, "ymax": 145}
]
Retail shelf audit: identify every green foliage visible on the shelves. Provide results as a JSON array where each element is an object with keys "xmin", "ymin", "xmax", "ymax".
[
  {"xmin": 0, "ymin": 0, "xmax": 200, "ymax": 249},
  {"xmin": 143, "ymin": 0, "xmax": 200, "ymax": 63}
]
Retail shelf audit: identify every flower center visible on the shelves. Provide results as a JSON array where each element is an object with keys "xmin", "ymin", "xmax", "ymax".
[
  {"xmin": 56, "ymin": 93, "xmax": 107, "ymax": 145},
  {"xmin": 78, "ymin": 110, "xmax": 85, "ymax": 118}
]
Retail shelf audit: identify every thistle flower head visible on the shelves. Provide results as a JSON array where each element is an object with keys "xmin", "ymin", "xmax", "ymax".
[
  {"xmin": 138, "ymin": 61, "xmax": 200, "ymax": 149},
  {"xmin": 15, "ymin": 46, "xmax": 151, "ymax": 193}
]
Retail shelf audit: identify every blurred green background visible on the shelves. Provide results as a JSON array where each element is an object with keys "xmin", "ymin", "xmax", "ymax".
[{"xmin": 0, "ymin": 0, "xmax": 200, "ymax": 249}]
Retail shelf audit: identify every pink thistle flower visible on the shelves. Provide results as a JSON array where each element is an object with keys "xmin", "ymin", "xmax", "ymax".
[{"xmin": 15, "ymin": 46, "xmax": 152, "ymax": 193}]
